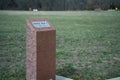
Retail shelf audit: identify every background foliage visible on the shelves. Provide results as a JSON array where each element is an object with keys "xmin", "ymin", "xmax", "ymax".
[{"xmin": 0, "ymin": 0, "xmax": 120, "ymax": 10}]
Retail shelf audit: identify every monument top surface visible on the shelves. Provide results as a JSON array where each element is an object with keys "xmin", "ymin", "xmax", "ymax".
[{"xmin": 27, "ymin": 18, "xmax": 55, "ymax": 31}]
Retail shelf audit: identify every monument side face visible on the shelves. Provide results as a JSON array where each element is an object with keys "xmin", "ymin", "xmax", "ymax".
[
  {"xmin": 26, "ymin": 20, "xmax": 37, "ymax": 80},
  {"xmin": 26, "ymin": 19, "xmax": 56, "ymax": 80},
  {"xmin": 36, "ymin": 30, "xmax": 56, "ymax": 80}
]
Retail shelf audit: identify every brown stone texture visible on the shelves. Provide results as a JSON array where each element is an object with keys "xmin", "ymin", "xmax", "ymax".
[{"xmin": 26, "ymin": 18, "xmax": 56, "ymax": 80}]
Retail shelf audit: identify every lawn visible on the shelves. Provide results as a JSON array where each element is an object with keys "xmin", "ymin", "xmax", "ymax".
[{"xmin": 0, "ymin": 11, "xmax": 120, "ymax": 80}]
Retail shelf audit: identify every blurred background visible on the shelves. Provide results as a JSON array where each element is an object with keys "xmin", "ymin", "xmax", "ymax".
[{"xmin": 0, "ymin": 0, "xmax": 120, "ymax": 11}]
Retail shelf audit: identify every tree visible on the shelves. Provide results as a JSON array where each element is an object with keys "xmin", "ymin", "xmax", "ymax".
[
  {"xmin": 0, "ymin": 0, "xmax": 120, "ymax": 10},
  {"xmin": 7, "ymin": 0, "xmax": 18, "ymax": 9}
]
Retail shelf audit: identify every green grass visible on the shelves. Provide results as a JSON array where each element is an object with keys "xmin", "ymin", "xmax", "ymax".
[{"xmin": 0, "ymin": 10, "xmax": 120, "ymax": 80}]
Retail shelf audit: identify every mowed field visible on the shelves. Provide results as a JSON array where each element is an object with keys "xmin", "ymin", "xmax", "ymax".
[{"xmin": 0, "ymin": 11, "xmax": 120, "ymax": 80}]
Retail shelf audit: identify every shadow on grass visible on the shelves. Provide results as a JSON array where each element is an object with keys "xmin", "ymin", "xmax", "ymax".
[
  {"xmin": 56, "ymin": 63, "xmax": 105, "ymax": 80},
  {"xmin": 56, "ymin": 63, "xmax": 90, "ymax": 80}
]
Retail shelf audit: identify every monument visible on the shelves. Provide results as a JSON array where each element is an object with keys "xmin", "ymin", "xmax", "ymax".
[
  {"xmin": 26, "ymin": 18, "xmax": 73, "ymax": 80},
  {"xmin": 26, "ymin": 18, "xmax": 56, "ymax": 80}
]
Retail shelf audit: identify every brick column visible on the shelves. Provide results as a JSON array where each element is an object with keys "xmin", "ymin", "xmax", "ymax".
[{"xmin": 26, "ymin": 18, "xmax": 56, "ymax": 80}]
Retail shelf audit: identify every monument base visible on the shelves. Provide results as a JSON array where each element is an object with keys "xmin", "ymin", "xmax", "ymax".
[
  {"xmin": 56, "ymin": 75, "xmax": 73, "ymax": 80},
  {"xmin": 106, "ymin": 77, "xmax": 120, "ymax": 80}
]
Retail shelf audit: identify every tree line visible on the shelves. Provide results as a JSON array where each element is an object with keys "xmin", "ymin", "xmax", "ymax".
[{"xmin": 0, "ymin": 0, "xmax": 120, "ymax": 10}]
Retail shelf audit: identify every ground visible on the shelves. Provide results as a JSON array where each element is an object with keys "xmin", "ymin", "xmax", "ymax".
[{"xmin": 0, "ymin": 11, "xmax": 120, "ymax": 80}]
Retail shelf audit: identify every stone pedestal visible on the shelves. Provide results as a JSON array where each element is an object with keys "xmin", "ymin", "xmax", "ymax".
[{"xmin": 26, "ymin": 18, "xmax": 56, "ymax": 80}]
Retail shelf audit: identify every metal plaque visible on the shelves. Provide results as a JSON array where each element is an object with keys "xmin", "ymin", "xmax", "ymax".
[{"xmin": 32, "ymin": 21, "xmax": 50, "ymax": 28}]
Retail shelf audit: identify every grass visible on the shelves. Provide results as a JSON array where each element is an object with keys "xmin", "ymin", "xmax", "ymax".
[{"xmin": 0, "ymin": 10, "xmax": 120, "ymax": 80}]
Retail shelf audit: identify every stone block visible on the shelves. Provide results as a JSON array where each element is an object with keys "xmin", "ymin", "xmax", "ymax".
[{"xmin": 26, "ymin": 18, "xmax": 56, "ymax": 80}]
